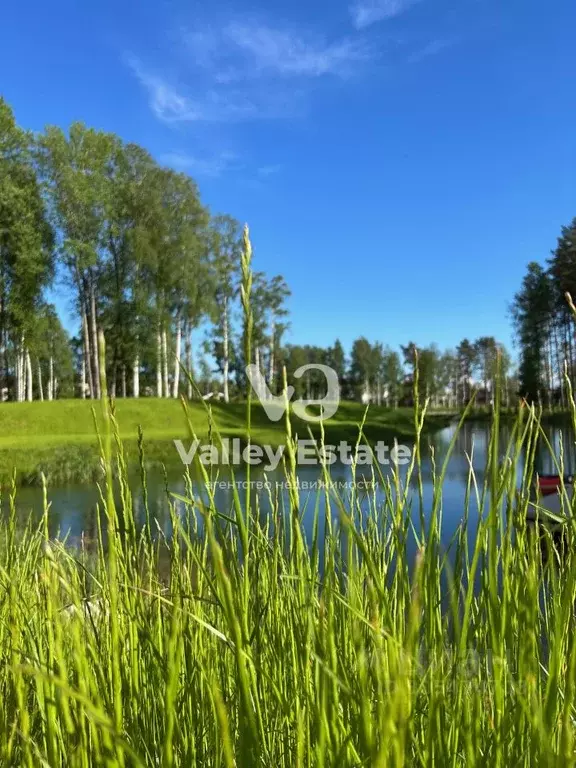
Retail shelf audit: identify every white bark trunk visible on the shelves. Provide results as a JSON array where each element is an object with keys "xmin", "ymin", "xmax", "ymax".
[
  {"xmin": 269, "ymin": 321, "xmax": 275, "ymax": 397},
  {"xmin": 26, "ymin": 349, "xmax": 33, "ymax": 402},
  {"xmin": 156, "ymin": 328, "xmax": 162, "ymax": 398},
  {"xmin": 90, "ymin": 287, "xmax": 100, "ymax": 400},
  {"xmin": 81, "ymin": 355, "xmax": 86, "ymax": 400},
  {"xmin": 121, "ymin": 365, "xmax": 127, "ymax": 398},
  {"xmin": 82, "ymin": 306, "xmax": 93, "ymax": 399},
  {"xmin": 48, "ymin": 356, "xmax": 54, "ymax": 401},
  {"xmin": 222, "ymin": 297, "xmax": 229, "ymax": 403},
  {"xmin": 172, "ymin": 317, "xmax": 181, "ymax": 399},
  {"xmin": 162, "ymin": 328, "xmax": 169, "ymax": 398},
  {"xmin": 18, "ymin": 336, "xmax": 24, "ymax": 402},
  {"xmin": 16, "ymin": 347, "xmax": 20, "ymax": 402},
  {"xmin": 133, "ymin": 355, "xmax": 140, "ymax": 399},
  {"xmin": 37, "ymin": 359, "xmax": 44, "ymax": 401},
  {"xmin": 255, "ymin": 347, "xmax": 262, "ymax": 401},
  {"xmin": 186, "ymin": 328, "xmax": 193, "ymax": 399}
]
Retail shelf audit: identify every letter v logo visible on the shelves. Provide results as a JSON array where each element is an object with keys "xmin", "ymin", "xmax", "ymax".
[{"xmin": 245, "ymin": 364, "xmax": 293, "ymax": 421}]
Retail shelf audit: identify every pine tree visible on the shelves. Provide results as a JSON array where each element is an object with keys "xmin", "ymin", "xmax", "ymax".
[{"xmin": 512, "ymin": 262, "xmax": 552, "ymax": 403}]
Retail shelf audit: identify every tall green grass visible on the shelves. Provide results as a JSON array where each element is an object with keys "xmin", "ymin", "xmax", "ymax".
[{"xmin": 1, "ymin": 231, "xmax": 576, "ymax": 765}]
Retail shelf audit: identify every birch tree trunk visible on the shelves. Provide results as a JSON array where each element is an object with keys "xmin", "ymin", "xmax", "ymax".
[
  {"xmin": 15, "ymin": 345, "xmax": 20, "ymax": 402},
  {"xmin": 48, "ymin": 356, "xmax": 54, "ymax": 401},
  {"xmin": 18, "ymin": 336, "xmax": 24, "ymax": 402},
  {"xmin": 121, "ymin": 365, "xmax": 127, "ymax": 398},
  {"xmin": 90, "ymin": 285, "xmax": 100, "ymax": 400},
  {"xmin": 185, "ymin": 326, "xmax": 193, "ymax": 400},
  {"xmin": 110, "ymin": 360, "xmax": 117, "ymax": 399},
  {"xmin": 133, "ymin": 355, "xmax": 140, "ymax": 399},
  {"xmin": 255, "ymin": 347, "xmax": 263, "ymax": 401},
  {"xmin": 26, "ymin": 349, "xmax": 33, "ymax": 402},
  {"xmin": 172, "ymin": 317, "xmax": 181, "ymax": 399},
  {"xmin": 222, "ymin": 297, "xmax": 230, "ymax": 403},
  {"xmin": 81, "ymin": 355, "xmax": 86, "ymax": 400},
  {"xmin": 37, "ymin": 359, "xmax": 44, "ymax": 401},
  {"xmin": 156, "ymin": 326, "xmax": 162, "ymax": 398},
  {"xmin": 133, "ymin": 262, "xmax": 140, "ymax": 400},
  {"xmin": 82, "ymin": 306, "xmax": 92, "ymax": 398},
  {"xmin": 268, "ymin": 321, "xmax": 275, "ymax": 397},
  {"xmin": 162, "ymin": 328, "xmax": 169, "ymax": 399}
]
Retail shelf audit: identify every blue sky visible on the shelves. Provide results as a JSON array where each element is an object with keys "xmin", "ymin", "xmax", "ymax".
[{"xmin": 1, "ymin": 0, "xmax": 575, "ymax": 359}]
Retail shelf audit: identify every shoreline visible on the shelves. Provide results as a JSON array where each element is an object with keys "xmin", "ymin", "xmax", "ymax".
[{"xmin": 0, "ymin": 398, "xmax": 454, "ymax": 486}]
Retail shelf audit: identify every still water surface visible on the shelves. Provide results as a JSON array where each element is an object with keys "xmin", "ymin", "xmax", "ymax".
[{"xmin": 8, "ymin": 422, "xmax": 575, "ymax": 549}]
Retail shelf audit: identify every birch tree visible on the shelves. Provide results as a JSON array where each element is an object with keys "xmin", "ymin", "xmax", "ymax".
[
  {"xmin": 138, "ymin": 166, "xmax": 208, "ymax": 398},
  {"xmin": 208, "ymin": 215, "xmax": 241, "ymax": 403},
  {"xmin": 31, "ymin": 304, "xmax": 74, "ymax": 400},
  {"xmin": 39, "ymin": 123, "xmax": 114, "ymax": 399}
]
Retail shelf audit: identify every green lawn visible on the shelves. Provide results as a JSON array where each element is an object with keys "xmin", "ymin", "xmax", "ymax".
[{"xmin": 0, "ymin": 398, "xmax": 454, "ymax": 484}]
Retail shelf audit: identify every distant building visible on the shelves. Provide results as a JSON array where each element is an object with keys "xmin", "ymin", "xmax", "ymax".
[{"xmin": 202, "ymin": 391, "xmax": 225, "ymax": 402}]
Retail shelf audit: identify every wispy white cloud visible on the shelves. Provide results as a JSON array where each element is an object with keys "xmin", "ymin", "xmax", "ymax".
[
  {"xmin": 407, "ymin": 38, "xmax": 456, "ymax": 64},
  {"xmin": 127, "ymin": 56, "xmax": 261, "ymax": 123},
  {"xmin": 222, "ymin": 23, "xmax": 370, "ymax": 78},
  {"xmin": 350, "ymin": 0, "xmax": 422, "ymax": 29},
  {"xmin": 160, "ymin": 152, "xmax": 284, "ymax": 183},
  {"xmin": 128, "ymin": 18, "xmax": 370, "ymax": 126},
  {"xmin": 160, "ymin": 151, "xmax": 240, "ymax": 177},
  {"xmin": 127, "ymin": 57, "xmax": 203, "ymax": 122}
]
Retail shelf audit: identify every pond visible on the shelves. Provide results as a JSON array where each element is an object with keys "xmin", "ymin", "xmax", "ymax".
[{"xmin": 8, "ymin": 420, "xmax": 575, "ymax": 552}]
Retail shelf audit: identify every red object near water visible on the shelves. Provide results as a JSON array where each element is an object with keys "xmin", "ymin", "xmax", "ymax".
[{"xmin": 538, "ymin": 475, "xmax": 574, "ymax": 496}]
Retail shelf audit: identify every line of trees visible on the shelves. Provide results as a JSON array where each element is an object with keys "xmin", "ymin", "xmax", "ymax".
[
  {"xmin": 2, "ymin": 94, "xmax": 516, "ymax": 407},
  {"xmin": 512, "ymin": 218, "xmax": 576, "ymax": 406},
  {"xmin": 280, "ymin": 337, "xmax": 514, "ymax": 408}
]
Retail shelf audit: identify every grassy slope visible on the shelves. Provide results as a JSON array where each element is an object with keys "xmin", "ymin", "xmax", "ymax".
[{"xmin": 0, "ymin": 398, "xmax": 454, "ymax": 484}]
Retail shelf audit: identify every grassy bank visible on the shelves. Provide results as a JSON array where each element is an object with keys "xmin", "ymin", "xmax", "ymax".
[
  {"xmin": 460, "ymin": 406, "xmax": 576, "ymax": 425},
  {"xmin": 0, "ymin": 398, "xmax": 454, "ymax": 485},
  {"xmin": 1, "ymin": 390, "xmax": 575, "ymax": 764}
]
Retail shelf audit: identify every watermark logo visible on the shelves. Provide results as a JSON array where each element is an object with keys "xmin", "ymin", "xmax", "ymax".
[
  {"xmin": 173, "ymin": 365, "xmax": 412, "ymax": 470},
  {"xmin": 245, "ymin": 363, "xmax": 340, "ymax": 422},
  {"xmin": 174, "ymin": 437, "xmax": 411, "ymax": 472}
]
